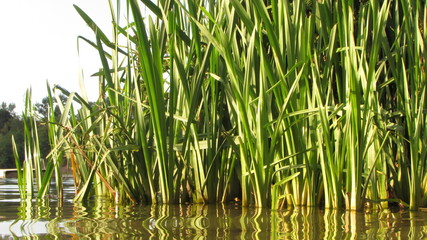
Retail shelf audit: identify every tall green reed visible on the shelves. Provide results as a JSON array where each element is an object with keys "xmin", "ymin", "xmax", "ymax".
[
  {"xmin": 12, "ymin": 87, "xmax": 67, "ymax": 201},
  {"xmin": 385, "ymin": 0, "xmax": 427, "ymax": 210},
  {"xmin": 14, "ymin": 0, "xmax": 427, "ymax": 210}
]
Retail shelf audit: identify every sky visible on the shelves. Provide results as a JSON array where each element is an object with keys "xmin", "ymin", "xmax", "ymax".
[{"xmin": 0, "ymin": 0, "xmax": 113, "ymax": 114}]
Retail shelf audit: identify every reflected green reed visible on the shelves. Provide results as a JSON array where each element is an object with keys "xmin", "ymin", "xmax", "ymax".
[{"xmin": 4, "ymin": 198, "xmax": 427, "ymax": 239}]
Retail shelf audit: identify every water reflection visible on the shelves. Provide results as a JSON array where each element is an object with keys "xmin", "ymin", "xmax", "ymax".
[{"xmin": 2, "ymin": 178, "xmax": 427, "ymax": 239}]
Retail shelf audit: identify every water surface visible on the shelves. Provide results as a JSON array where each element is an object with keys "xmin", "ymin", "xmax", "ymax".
[{"xmin": 2, "ymin": 178, "xmax": 427, "ymax": 239}]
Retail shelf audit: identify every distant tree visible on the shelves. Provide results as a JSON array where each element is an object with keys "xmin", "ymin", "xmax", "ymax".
[
  {"xmin": 0, "ymin": 119, "xmax": 24, "ymax": 168},
  {"xmin": 0, "ymin": 101, "xmax": 51, "ymax": 168},
  {"xmin": 34, "ymin": 96, "xmax": 63, "ymax": 160},
  {"xmin": 0, "ymin": 109, "xmax": 12, "ymax": 132},
  {"xmin": 37, "ymin": 123, "xmax": 50, "ymax": 163},
  {"xmin": 1, "ymin": 102, "xmax": 16, "ymax": 115},
  {"xmin": 35, "ymin": 95, "xmax": 66, "ymax": 121},
  {"xmin": 0, "ymin": 102, "xmax": 15, "ymax": 131},
  {"xmin": 0, "ymin": 103, "xmax": 23, "ymax": 168},
  {"xmin": 35, "ymin": 97, "xmax": 50, "ymax": 121}
]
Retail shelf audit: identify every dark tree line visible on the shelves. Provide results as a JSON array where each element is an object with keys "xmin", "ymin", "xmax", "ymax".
[{"xmin": 0, "ymin": 101, "xmax": 51, "ymax": 168}]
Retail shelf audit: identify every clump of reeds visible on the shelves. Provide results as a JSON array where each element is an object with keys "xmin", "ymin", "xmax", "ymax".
[{"xmin": 15, "ymin": 0, "xmax": 427, "ymax": 210}]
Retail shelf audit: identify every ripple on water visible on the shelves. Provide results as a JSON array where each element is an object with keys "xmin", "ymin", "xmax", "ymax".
[{"xmin": 2, "ymin": 178, "xmax": 427, "ymax": 239}]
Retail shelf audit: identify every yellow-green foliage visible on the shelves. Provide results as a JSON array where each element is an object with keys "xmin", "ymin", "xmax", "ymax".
[{"xmin": 16, "ymin": 0, "xmax": 427, "ymax": 210}]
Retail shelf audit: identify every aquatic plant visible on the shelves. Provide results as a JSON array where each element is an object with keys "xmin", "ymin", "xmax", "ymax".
[{"xmin": 14, "ymin": 0, "xmax": 427, "ymax": 210}]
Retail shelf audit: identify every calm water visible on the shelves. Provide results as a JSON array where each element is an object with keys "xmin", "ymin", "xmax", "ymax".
[{"xmin": 2, "ymin": 178, "xmax": 427, "ymax": 239}]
